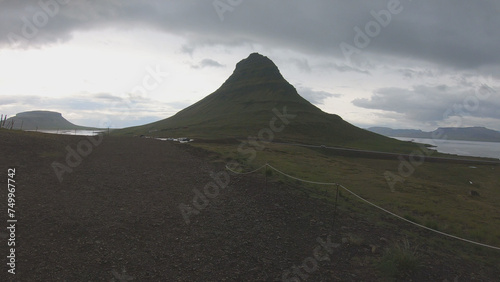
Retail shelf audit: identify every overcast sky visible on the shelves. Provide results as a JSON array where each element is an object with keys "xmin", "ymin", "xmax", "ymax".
[{"xmin": 1, "ymin": 0, "xmax": 499, "ymax": 131}]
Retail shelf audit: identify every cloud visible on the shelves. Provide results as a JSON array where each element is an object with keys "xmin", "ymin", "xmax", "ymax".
[
  {"xmin": 2, "ymin": 1, "xmax": 499, "ymax": 131},
  {"xmin": 180, "ymin": 44, "xmax": 195, "ymax": 56},
  {"xmin": 352, "ymin": 84, "xmax": 500, "ymax": 127},
  {"xmin": 165, "ymin": 100, "xmax": 192, "ymax": 110},
  {"xmin": 398, "ymin": 68, "xmax": 434, "ymax": 79},
  {"xmin": 0, "ymin": 96, "xmax": 18, "ymax": 106},
  {"xmin": 0, "ymin": 93, "xmax": 180, "ymax": 128},
  {"xmin": 191, "ymin": 58, "xmax": 225, "ymax": 69},
  {"xmin": 318, "ymin": 62, "xmax": 371, "ymax": 75},
  {"xmin": 92, "ymin": 93, "xmax": 124, "ymax": 102},
  {"xmin": 290, "ymin": 58, "xmax": 311, "ymax": 72},
  {"xmin": 1, "ymin": 1, "xmax": 499, "ymax": 71},
  {"xmin": 297, "ymin": 86, "xmax": 341, "ymax": 105}
]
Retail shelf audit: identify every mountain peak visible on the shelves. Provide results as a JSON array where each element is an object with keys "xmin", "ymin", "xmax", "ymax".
[
  {"xmin": 118, "ymin": 53, "xmax": 413, "ymax": 151},
  {"xmin": 236, "ymin": 53, "xmax": 277, "ymax": 70},
  {"xmin": 222, "ymin": 53, "xmax": 285, "ymax": 88}
]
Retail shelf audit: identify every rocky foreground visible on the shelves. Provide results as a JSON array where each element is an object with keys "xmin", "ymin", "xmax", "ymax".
[{"xmin": 1, "ymin": 130, "xmax": 498, "ymax": 281}]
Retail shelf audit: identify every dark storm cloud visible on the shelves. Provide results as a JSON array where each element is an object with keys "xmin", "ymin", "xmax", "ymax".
[
  {"xmin": 352, "ymin": 84, "xmax": 500, "ymax": 123},
  {"xmin": 1, "ymin": 0, "xmax": 499, "ymax": 71}
]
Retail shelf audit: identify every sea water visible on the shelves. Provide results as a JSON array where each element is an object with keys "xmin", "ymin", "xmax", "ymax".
[
  {"xmin": 30, "ymin": 129, "xmax": 104, "ymax": 136},
  {"xmin": 394, "ymin": 137, "xmax": 500, "ymax": 160}
]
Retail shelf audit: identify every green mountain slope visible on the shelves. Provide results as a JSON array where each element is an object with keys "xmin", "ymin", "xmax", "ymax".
[{"xmin": 118, "ymin": 53, "xmax": 416, "ymax": 152}]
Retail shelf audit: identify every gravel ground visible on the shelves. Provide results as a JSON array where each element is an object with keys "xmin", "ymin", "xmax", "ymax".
[{"xmin": 1, "ymin": 130, "xmax": 498, "ymax": 281}]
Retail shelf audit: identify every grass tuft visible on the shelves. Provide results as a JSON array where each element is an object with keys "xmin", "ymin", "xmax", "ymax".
[{"xmin": 378, "ymin": 238, "xmax": 420, "ymax": 279}]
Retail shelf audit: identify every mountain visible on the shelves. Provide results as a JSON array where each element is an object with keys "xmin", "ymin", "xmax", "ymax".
[
  {"xmin": 367, "ymin": 127, "xmax": 430, "ymax": 139},
  {"xmin": 368, "ymin": 126, "xmax": 500, "ymax": 142},
  {"xmin": 367, "ymin": 127, "xmax": 428, "ymax": 138},
  {"xmin": 1, "ymin": 111, "xmax": 96, "ymax": 131},
  {"xmin": 118, "ymin": 53, "xmax": 416, "ymax": 152}
]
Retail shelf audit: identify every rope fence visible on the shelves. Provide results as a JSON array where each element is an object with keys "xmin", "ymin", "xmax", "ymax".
[
  {"xmin": 226, "ymin": 163, "xmax": 267, "ymax": 175},
  {"xmin": 225, "ymin": 162, "xmax": 500, "ymax": 251}
]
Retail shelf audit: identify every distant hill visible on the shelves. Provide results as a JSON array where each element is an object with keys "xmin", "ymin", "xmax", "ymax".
[
  {"xmin": 1, "ymin": 111, "xmax": 97, "ymax": 131},
  {"xmin": 117, "ymin": 53, "xmax": 417, "ymax": 153},
  {"xmin": 368, "ymin": 126, "xmax": 500, "ymax": 142}
]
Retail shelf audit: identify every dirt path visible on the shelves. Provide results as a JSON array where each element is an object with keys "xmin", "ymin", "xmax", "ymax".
[{"xmin": 1, "ymin": 131, "xmax": 499, "ymax": 281}]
